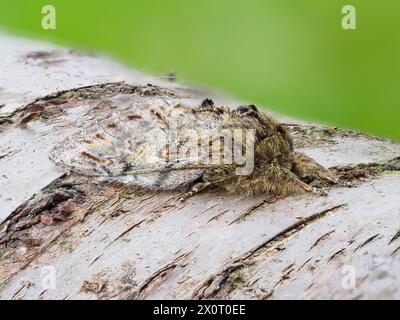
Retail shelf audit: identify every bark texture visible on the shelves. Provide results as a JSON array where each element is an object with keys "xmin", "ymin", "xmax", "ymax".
[{"xmin": 0, "ymin": 33, "xmax": 399, "ymax": 300}]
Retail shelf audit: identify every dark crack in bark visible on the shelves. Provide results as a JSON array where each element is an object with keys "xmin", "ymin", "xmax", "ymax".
[{"xmin": 193, "ymin": 204, "xmax": 345, "ymax": 299}]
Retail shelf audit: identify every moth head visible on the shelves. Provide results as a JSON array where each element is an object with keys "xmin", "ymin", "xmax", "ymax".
[
  {"xmin": 233, "ymin": 104, "xmax": 259, "ymax": 118},
  {"xmin": 233, "ymin": 104, "xmax": 273, "ymax": 132},
  {"xmin": 233, "ymin": 105, "xmax": 294, "ymax": 152}
]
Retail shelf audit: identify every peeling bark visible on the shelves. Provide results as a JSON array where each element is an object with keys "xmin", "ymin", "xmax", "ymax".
[{"xmin": 0, "ymin": 33, "xmax": 399, "ymax": 300}]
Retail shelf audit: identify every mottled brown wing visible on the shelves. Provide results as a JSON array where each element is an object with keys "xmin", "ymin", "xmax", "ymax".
[{"xmin": 49, "ymin": 98, "xmax": 240, "ymax": 177}]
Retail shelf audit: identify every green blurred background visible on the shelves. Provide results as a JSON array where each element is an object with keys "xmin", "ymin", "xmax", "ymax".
[{"xmin": 0, "ymin": 0, "xmax": 399, "ymax": 140}]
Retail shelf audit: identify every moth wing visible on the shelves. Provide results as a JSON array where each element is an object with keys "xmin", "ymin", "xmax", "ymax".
[{"xmin": 50, "ymin": 100, "xmax": 214, "ymax": 176}]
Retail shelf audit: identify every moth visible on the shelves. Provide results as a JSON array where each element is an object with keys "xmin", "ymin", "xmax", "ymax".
[{"xmin": 50, "ymin": 97, "xmax": 334, "ymax": 201}]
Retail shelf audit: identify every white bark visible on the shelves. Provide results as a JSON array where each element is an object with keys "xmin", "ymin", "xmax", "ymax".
[{"xmin": 0, "ymin": 33, "xmax": 399, "ymax": 300}]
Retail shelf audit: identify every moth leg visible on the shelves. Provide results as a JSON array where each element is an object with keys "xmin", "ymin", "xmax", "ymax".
[
  {"xmin": 298, "ymin": 180, "xmax": 328, "ymax": 196},
  {"xmin": 291, "ymin": 152, "xmax": 338, "ymax": 189},
  {"xmin": 179, "ymin": 181, "xmax": 211, "ymax": 202},
  {"xmin": 256, "ymin": 165, "xmax": 328, "ymax": 198}
]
